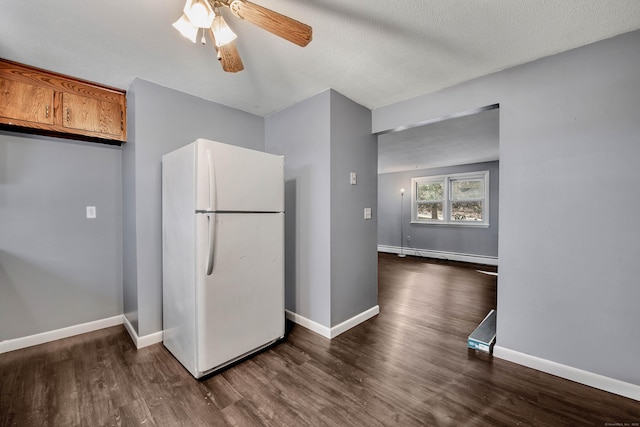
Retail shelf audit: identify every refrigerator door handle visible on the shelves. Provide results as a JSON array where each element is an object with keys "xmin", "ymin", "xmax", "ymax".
[
  {"xmin": 207, "ymin": 149, "xmax": 216, "ymax": 212},
  {"xmin": 206, "ymin": 213, "xmax": 216, "ymax": 275}
]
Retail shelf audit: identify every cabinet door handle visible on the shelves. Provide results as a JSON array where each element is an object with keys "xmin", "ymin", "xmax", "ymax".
[
  {"xmin": 66, "ymin": 108, "xmax": 70, "ymax": 122},
  {"xmin": 120, "ymin": 111, "xmax": 124, "ymax": 130},
  {"xmin": 45, "ymin": 105, "xmax": 49, "ymax": 118}
]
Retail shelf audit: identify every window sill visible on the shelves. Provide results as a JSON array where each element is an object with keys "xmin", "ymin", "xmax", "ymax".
[{"xmin": 410, "ymin": 221, "xmax": 490, "ymax": 228}]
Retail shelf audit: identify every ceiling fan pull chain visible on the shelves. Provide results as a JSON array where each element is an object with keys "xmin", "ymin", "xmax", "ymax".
[{"xmin": 201, "ymin": 27, "xmax": 207, "ymax": 45}]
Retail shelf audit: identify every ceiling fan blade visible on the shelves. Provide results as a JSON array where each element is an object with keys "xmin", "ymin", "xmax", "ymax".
[
  {"xmin": 228, "ymin": 0, "xmax": 312, "ymax": 47},
  {"xmin": 218, "ymin": 41, "xmax": 244, "ymax": 72},
  {"xmin": 209, "ymin": 28, "xmax": 244, "ymax": 73}
]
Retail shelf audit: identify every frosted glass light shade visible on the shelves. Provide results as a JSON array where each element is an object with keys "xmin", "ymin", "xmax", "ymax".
[
  {"xmin": 172, "ymin": 14, "xmax": 198, "ymax": 43},
  {"xmin": 184, "ymin": 0, "xmax": 215, "ymax": 28},
  {"xmin": 212, "ymin": 15, "xmax": 237, "ymax": 47}
]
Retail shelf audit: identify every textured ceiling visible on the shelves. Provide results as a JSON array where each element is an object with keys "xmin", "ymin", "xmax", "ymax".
[
  {"xmin": 378, "ymin": 108, "xmax": 500, "ymax": 174},
  {"xmin": 2, "ymin": 1, "xmax": 640, "ymax": 118}
]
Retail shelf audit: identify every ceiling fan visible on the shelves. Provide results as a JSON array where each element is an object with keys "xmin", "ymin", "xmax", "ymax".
[{"xmin": 173, "ymin": 0, "xmax": 313, "ymax": 73}]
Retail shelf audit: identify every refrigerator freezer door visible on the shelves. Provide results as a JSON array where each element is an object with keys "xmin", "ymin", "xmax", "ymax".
[
  {"xmin": 195, "ymin": 139, "xmax": 284, "ymax": 213},
  {"xmin": 195, "ymin": 212, "xmax": 285, "ymax": 373}
]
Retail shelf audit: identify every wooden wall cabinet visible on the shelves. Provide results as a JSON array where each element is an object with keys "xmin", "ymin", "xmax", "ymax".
[{"xmin": 0, "ymin": 59, "xmax": 126, "ymax": 145}]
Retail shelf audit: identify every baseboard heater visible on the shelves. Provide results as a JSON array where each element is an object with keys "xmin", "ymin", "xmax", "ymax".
[{"xmin": 468, "ymin": 309, "xmax": 496, "ymax": 353}]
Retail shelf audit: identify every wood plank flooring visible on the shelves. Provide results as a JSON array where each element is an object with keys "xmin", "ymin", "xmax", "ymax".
[{"xmin": 1, "ymin": 253, "xmax": 639, "ymax": 426}]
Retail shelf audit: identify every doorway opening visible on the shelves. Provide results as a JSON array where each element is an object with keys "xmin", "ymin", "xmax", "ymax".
[{"xmin": 376, "ymin": 104, "xmax": 500, "ymax": 350}]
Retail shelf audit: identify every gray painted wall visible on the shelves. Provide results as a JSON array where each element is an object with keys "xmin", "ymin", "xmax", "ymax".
[
  {"xmin": 378, "ymin": 161, "xmax": 499, "ymax": 258},
  {"xmin": 373, "ymin": 30, "xmax": 640, "ymax": 386},
  {"xmin": 264, "ymin": 91, "xmax": 332, "ymax": 327},
  {"xmin": 122, "ymin": 87, "xmax": 138, "ymax": 332},
  {"xmin": 124, "ymin": 78, "xmax": 264, "ymax": 336},
  {"xmin": 265, "ymin": 89, "xmax": 378, "ymax": 328},
  {"xmin": 329, "ymin": 91, "xmax": 378, "ymax": 326},
  {"xmin": 0, "ymin": 132, "xmax": 123, "ymax": 340}
]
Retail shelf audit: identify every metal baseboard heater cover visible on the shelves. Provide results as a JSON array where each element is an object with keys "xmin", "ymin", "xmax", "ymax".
[{"xmin": 468, "ymin": 309, "xmax": 496, "ymax": 353}]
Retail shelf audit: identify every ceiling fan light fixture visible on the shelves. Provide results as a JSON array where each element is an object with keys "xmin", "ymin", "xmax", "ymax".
[
  {"xmin": 172, "ymin": 0, "xmax": 311, "ymax": 73},
  {"xmin": 184, "ymin": 0, "xmax": 215, "ymax": 28},
  {"xmin": 212, "ymin": 14, "xmax": 237, "ymax": 47},
  {"xmin": 172, "ymin": 14, "xmax": 199, "ymax": 43}
]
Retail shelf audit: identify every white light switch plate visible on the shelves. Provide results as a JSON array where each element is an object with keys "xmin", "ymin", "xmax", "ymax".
[
  {"xmin": 350, "ymin": 172, "xmax": 357, "ymax": 185},
  {"xmin": 86, "ymin": 206, "xmax": 96, "ymax": 219},
  {"xmin": 364, "ymin": 207, "xmax": 372, "ymax": 219}
]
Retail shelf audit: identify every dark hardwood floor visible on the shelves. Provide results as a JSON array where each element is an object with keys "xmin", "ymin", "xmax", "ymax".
[{"xmin": 1, "ymin": 253, "xmax": 639, "ymax": 426}]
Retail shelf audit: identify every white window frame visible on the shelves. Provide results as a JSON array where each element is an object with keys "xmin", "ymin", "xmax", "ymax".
[{"xmin": 411, "ymin": 171, "xmax": 490, "ymax": 227}]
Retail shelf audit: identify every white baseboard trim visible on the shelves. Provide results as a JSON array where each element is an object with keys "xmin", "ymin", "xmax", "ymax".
[
  {"xmin": 285, "ymin": 310, "xmax": 331, "ymax": 338},
  {"xmin": 378, "ymin": 245, "xmax": 498, "ymax": 266},
  {"xmin": 285, "ymin": 305, "xmax": 380, "ymax": 339},
  {"xmin": 0, "ymin": 315, "xmax": 123, "ymax": 354},
  {"xmin": 123, "ymin": 315, "xmax": 163, "ymax": 349},
  {"xmin": 330, "ymin": 306, "xmax": 380, "ymax": 338},
  {"xmin": 494, "ymin": 345, "xmax": 640, "ymax": 402}
]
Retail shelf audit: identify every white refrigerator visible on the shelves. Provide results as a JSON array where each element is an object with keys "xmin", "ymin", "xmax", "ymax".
[{"xmin": 162, "ymin": 138, "xmax": 285, "ymax": 379}]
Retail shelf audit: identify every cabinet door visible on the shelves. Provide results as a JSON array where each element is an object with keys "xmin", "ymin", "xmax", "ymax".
[
  {"xmin": 61, "ymin": 92, "xmax": 123, "ymax": 138},
  {"xmin": 0, "ymin": 77, "xmax": 54, "ymax": 125}
]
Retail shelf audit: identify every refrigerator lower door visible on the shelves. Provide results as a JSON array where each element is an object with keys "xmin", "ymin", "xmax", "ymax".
[{"xmin": 195, "ymin": 212, "xmax": 284, "ymax": 375}]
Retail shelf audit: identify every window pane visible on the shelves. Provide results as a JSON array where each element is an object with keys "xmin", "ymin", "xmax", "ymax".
[
  {"xmin": 417, "ymin": 202, "xmax": 443, "ymax": 220},
  {"xmin": 417, "ymin": 182, "xmax": 444, "ymax": 201},
  {"xmin": 451, "ymin": 179, "xmax": 484, "ymax": 200},
  {"xmin": 451, "ymin": 201, "xmax": 483, "ymax": 221}
]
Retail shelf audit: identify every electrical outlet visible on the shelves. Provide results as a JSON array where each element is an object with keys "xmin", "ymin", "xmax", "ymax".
[
  {"xmin": 407, "ymin": 235, "xmax": 411, "ymax": 242},
  {"xmin": 86, "ymin": 206, "xmax": 96, "ymax": 219}
]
